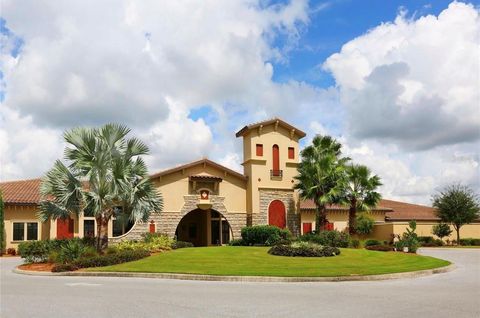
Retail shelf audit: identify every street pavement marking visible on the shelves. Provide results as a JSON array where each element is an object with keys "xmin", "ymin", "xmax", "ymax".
[{"xmin": 65, "ymin": 282, "xmax": 102, "ymax": 287}]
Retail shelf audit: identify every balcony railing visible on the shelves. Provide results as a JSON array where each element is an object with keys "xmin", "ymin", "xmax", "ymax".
[{"xmin": 270, "ymin": 169, "xmax": 283, "ymax": 178}]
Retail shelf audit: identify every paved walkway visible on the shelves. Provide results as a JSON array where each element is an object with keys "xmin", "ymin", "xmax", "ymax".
[{"xmin": 1, "ymin": 248, "xmax": 479, "ymax": 318}]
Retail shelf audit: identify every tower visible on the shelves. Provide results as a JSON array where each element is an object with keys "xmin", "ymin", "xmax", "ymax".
[{"xmin": 235, "ymin": 118, "xmax": 306, "ymax": 235}]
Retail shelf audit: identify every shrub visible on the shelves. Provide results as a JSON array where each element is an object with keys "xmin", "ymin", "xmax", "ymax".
[
  {"xmin": 365, "ymin": 245, "xmax": 393, "ymax": 252},
  {"xmin": 395, "ymin": 220, "xmax": 419, "ymax": 253},
  {"xmin": 459, "ymin": 238, "xmax": 480, "ymax": 246},
  {"xmin": 171, "ymin": 241, "xmax": 194, "ymax": 249},
  {"xmin": 58, "ymin": 240, "xmax": 88, "ymax": 264},
  {"xmin": 299, "ymin": 230, "xmax": 350, "ymax": 248},
  {"xmin": 52, "ymin": 263, "xmax": 79, "ymax": 272},
  {"xmin": 432, "ymin": 223, "xmax": 453, "ymax": 240},
  {"xmin": 228, "ymin": 239, "xmax": 246, "ymax": 246},
  {"xmin": 418, "ymin": 236, "xmax": 435, "ymax": 244},
  {"xmin": 241, "ymin": 225, "xmax": 291, "ymax": 246},
  {"xmin": 18, "ymin": 240, "xmax": 50, "ymax": 263},
  {"xmin": 364, "ymin": 239, "xmax": 381, "ymax": 247},
  {"xmin": 72, "ymin": 249, "xmax": 150, "ymax": 269},
  {"xmin": 268, "ymin": 241, "xmax": 340, "ymax": 257},
  {"xmin": 350, "ymin": 239, "xmax": 360, "ymax": 248},
  {"xmin": 355, "ymin": 213, "xmax": 375, "ymax": 235},
  {"xmin": 115, "ymin": 234, "xmax": 173, "ymax": 253},
  {"xmin": 7, "ymin": 248, "xmax": 16, "ymax": 255}
]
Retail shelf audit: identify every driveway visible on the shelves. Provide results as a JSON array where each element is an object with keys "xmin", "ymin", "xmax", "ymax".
[{"xmin": 1, "ymin": 248, "xmax": 479, "ymax": 318}]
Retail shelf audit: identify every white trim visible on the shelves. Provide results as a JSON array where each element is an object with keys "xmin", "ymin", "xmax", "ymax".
[{"xmin": 11, "ymin": 220, "xmax": 39, "ymax": 242}]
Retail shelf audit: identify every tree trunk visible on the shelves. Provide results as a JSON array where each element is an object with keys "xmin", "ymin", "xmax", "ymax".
[
  {"xmin": 348, "ymin": 201, "xmax": 357, "ymax": 235},
  {"xmin": 96, "ymin": 216, "xmax": 109, "ymax": 253},
  {"xmin": 316, "ymin": 204, "xmax": 327, "ymax": 232},
  {"xmin": 455, "ymin": 225, "xmax": 460, "ymax": 245}
]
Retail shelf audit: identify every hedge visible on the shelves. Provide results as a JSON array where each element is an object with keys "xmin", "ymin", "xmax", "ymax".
[
  {"xmin": 241, "ymin": 225, "xmax": 291, "ymax": 246},
  {"xmin": 52, "ymin": 249, "xmax": 150, "ymax": 272},
  {"xmin": 365, "ymin": 245, "xmax": 393, "ymax": 252},
  {"xmin": 268, "ymin": 242, "xmax": 340, "ymax": 257}
]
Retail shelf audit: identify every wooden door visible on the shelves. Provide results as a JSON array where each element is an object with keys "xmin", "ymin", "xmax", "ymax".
[
  {"xmin": 268, "ymin": 200, "xmax": 286, "ymax": 229},
  {"xmin": 57, "ymin": 218, "xmax": 74, "ymax": 239},
  {"xmin": 303, "ymin": 222, "xmax": 312, "ymax": 234}
]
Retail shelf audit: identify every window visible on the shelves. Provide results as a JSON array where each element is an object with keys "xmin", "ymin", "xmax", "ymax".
[
  {"xmin": 27, "ymin": 223, "xmax": 38, "ymax": 240},
  {"xmin": 288, "ymin": 147, "xmax": 295, "ymax": 159},
  {"xmin": 84, "ymin": 220, "xmax": 95, "ymax": 238},
  {"xmin": 256, "ymin": 144, "xmax": 263, "ymax": 156},
  {"xmin": 13, "ymin": 222, "xmax": 38, "ymax": 241},
  {"xmin": 13, "ymin": 223, "xmax": 24, "ymax": 241},
  {"xmin": 112, "ymin": 206, "xmax": 134, "ymax": 237}
]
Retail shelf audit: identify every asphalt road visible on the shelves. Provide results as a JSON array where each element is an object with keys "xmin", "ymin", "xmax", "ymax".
[{"xmin": 1, "ymin": 248, "xmax": 479, "ymax": 318}]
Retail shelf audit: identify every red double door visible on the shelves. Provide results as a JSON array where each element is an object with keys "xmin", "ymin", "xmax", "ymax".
[
  {"xmin": 57, "ymin": 218, "xmax": 74, "ymax": 239},
  {"xmin": 268, "ymin": 200, "xmax": 286, "ymax": 229}
]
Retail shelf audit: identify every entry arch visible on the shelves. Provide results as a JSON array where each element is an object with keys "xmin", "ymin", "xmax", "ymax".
[
  {"xmin": 175, "ymin": 209, "xmax": 233, "ymax": 247},
  {"xmin": 268, "ymin": 200, "xmax": 286, "ymax": 229}
]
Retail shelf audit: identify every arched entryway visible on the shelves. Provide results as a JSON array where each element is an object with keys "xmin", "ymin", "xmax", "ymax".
[
  {"xmin": 268, "ymin": 200, "xmax": 286, "ymax": 229},
  {"xmin": 175, "ymin": 209, "xmax": 232, "ymax": 247}
]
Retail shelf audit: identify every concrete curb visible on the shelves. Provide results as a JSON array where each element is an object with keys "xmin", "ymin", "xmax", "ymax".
[{"xmin": 13, "ymin": 264, "xmax": 456, "ymax": 282}]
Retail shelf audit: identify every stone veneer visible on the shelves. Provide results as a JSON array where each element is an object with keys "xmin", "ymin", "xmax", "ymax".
[
  {"xmin": 110, "ymin": 194, "xmax": 247, "ymax": 243},
  {"xmin": 256, "ymin": 188, "xmax": 300, "ymax": 236}
]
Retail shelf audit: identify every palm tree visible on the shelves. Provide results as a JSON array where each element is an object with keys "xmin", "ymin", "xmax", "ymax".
[
  {"xmin": 38, "ymin": 124, "xmax": 163, "ymax": 252},
  {"xmin": 294, "ymin": 135, "xmax": 349, "ymax": 232},
  {"xmin": 340, "ymin": 164, "xmax": 382, "ymax": 235}
]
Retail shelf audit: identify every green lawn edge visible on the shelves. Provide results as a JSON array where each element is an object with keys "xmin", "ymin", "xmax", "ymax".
[{"xmin": 87, "ymin": 246, "xmax": 451, "ymax": 277}]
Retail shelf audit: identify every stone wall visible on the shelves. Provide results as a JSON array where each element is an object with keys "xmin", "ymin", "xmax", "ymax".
[
  {"xmin": 110, "ymin": 194, "xmax": 247, "ymax": 243},
  {"xmin": 257, "ymin": 189, "xmax": 300, "ymax": 236}
]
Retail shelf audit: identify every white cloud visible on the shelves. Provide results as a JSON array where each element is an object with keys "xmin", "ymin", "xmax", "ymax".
[{"xmin": 324, "ymin": 2, "xmax": 480, "ymax": 150}]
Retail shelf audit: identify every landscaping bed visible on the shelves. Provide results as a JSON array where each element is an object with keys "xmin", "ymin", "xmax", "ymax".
[{"xmin": 88, "ymin": 246, "xmax": 451, "ymax": 277}]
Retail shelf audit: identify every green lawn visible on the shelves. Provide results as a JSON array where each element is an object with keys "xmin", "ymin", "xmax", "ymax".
[{"xmin": 89, "ymin": 246, "xmax": 451, "ymax": 277}]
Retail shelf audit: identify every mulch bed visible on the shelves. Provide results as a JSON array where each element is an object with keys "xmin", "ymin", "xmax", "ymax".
[{"xmin": 18, "ymin": 263, "xmax": 55, "ymax": 272}]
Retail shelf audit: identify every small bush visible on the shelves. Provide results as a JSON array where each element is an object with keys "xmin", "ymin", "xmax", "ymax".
[
  {"xmin": 171, "ymin": 241, "xmax": 194, "ymax": 249},
  {"xmin": 7, "ymin": 248, "xmax": 16, "ymax": 255},
  {"xmin": 115, "ymin": 234, "xmax": 173, "ymax": 253},
  {"xmin": 350, "ymin": 239, "xmax": 360, "ymax": 249},
  {"xmin": 299, "ymin": 230, "xmax": 350, "ymax": 248},
  {"xmin": 52, "ymin": 263, "xmax": 79, "ymax": 272},
  {"xmin": 365, "ymin": 245, "xmax": 393, "ymax": 252},
  {"xmin": 228, "ymin": 239, "xmax": 245, "ymax": 246},
  {"xmin": 418, "ymin": 236, "xmax": 434, "ymax": 244},
  {"xmin": 268, "ymin": 242, "xmax": 340, "ymax": 257},
  {"xmin": 364, "ymin": 239, "xmax": 381, "ymax": 247},
  {"xmin": 58, "ymin": 240, "xmax": 88, "ymax": 264},
  {"xmin": 418, "ymin": 237, "xmax": 444, "ymax": 247},
  {"xmin": 18, "ymin": 241, "xmax": 50, "ymax": 263},
  {"xmin": 432, "ymin": 223, "xmax": 453, "ymax": 240},
  {"xmin": 355, "ymin": 213, "xmax": 375, "ymax": 235},
  {"xmin": 241, "ymin": 225, "xmax": 291, "ymax": 246}
]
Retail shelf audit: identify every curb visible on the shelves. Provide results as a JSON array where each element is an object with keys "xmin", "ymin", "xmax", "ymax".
[{"xmin": 13, "ymin": 264, "xmax": 455, "ymax": 282}]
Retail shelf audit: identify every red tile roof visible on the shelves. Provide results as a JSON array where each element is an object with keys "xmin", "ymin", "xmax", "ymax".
[
  {"xmin": 300, "ymin": 199, "xmax": 392, "ymax": 212},
  {"xmin": 380, "ymin": 199, "xmax": 440, "ymax": 221},
  {"xmin": 300, "ymin": 198, "xmax": 441, "ymax": 221},
  {"xmin": 235, "ymin": 117, "xmax": 306, "ymax": 138},
  {"xmin": 0, "ymin": 178, "xmax": 42, "ymax": 206}
]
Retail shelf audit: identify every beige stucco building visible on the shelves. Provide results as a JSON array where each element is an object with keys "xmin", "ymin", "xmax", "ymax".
[{"xmin": 1, "ymin": 118, "xmax": 479, "ymax": 250}]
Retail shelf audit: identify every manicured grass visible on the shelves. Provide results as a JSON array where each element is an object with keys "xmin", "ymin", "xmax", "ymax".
[{"xmin": 89, "ymin": 246, "xmax": 451, "ymax": 277}]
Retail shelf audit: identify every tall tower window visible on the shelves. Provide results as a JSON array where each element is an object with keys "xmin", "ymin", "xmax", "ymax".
[
  {"xmin": 256, "ymin": 144, "xmax": 263, "ymax": 156},
  {"xmin": 272, "ymin": 144, "xmax": 281, "ymax": 177}
]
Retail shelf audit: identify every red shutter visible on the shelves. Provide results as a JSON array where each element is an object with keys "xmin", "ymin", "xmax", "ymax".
[
  {"xmin": 303, "ymin": 222, "xmax": 312, "ymax": 234},
  {"xmin": 149, "ymin": 221, "xmax": 156, "ymax": 233},
  {"xmin": 256, "ymin": 144, "xmax": 263, "ymax": 156}
]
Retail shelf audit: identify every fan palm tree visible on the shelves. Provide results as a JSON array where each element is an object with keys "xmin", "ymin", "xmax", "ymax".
[
  {"xmin": 38, "ymin": 124, "xmax": 163, "ymax": 252},
  {"xmin": 340, "ymin": 164, "xmax": 382, "ymax": 235},
  {"xmin": 294, "ymin": 135, "xmax": 350, "ymax": 232}
]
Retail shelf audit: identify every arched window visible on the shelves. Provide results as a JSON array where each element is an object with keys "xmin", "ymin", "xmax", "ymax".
[{"xmin": 272, "ymin": 144, "xmax": 280, "ymax": 176}]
